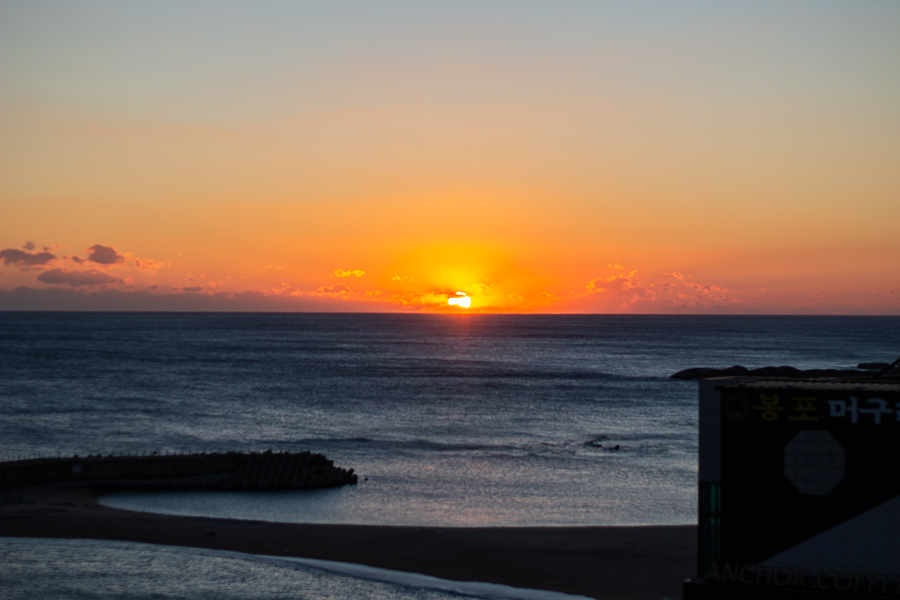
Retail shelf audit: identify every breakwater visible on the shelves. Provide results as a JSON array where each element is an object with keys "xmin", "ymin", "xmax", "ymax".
[{"xmin": 0, "ymin": 450, "xmax": 357, "ymax": 491}]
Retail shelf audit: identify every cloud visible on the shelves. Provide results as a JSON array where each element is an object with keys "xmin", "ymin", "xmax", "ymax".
[
  {"xmin": 0, "ymin": 247, "xmax": 57, "ymax": 267},
  {"xmin": 647, "ymin": 272, "xmax": 742, "ymax": 308},
  {"xmin": 687, "ymin": 282, "xmax": 728, "ymax": 293},
  {"xmin": 575, "ymin": 266, "xmax": 746, "ymax": 312},
  {"xmin": 317, "ymin": 284, "xmax": 351, "ymax": 294},
  {"xmin": 366, "ymin": 288, "xmax": 471, "ymax": 310},
  {"xmin": 33, "ymin": 243, "xmax": 166, "ymax": 275},
  {"xmin": 132, "ymin": 257, "xmax": 167, "ymax": 272},
  {"xmin": 23, "ymin": 241, "xmax": 35, "ymax": 251},
  {"xmin": 85, "ymin": 244, "xmax": 125, "ymax": 265},
  {"xmin": 651, "ymin": 271, "xmax": 738, "ymax": 306},
  {"xmin": 585, "ymin": 271, "xmax": 641, "ymax": 294},
  {"xmin": 681, "ymin": 281, "xmax": 731, "ymax": 300},
  {"xmin": 580, "ymin": 269, "xmax": 656, "ymax": 310},
  {"xmin": 334, "ymin": 269, "xmax": 365, "ymax": 278},
  {"xmin": 36, "ymin": 268, "xmax": 123, "ymax": 287}
]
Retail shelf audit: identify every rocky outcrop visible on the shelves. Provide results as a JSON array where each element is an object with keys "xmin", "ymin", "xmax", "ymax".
[
  {"xmin": 0, "ymin": 450, "xmax": 357, "ymax": 491},
  {"xmin": 670, "ymin": 365, "xmax": 874, "ymax": 380},
  {"xmin": 229, "ymin": 450, "xmax": 356, "ymax": 490}
]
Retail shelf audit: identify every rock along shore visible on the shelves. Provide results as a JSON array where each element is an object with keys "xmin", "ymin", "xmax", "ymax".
[
  {"xmin": 0, "ymin": 450, "xmax": 357, "ymax": 491},
  {"xmin": 669, "ymin": 365, "xmax": 889, "ymax": 380}
]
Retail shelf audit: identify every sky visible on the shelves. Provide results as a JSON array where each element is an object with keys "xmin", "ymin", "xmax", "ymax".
[{"xmin": 1, "ymin": 1, "xmax": 898, "ymax": 313}]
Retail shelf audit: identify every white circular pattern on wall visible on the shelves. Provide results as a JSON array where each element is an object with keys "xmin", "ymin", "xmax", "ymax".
[{"xmin": 784, "ymin": 430, "xmax": 845, "ymax": 495}]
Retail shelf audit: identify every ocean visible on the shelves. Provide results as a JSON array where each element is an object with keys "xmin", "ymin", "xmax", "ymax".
[
  {"xmin": 2, "ymin": 312, "xmax": 898, "ymax": 597},
  {"xmin": 0, "ymin": 537, "xmax": 592, "ymax": 600}
]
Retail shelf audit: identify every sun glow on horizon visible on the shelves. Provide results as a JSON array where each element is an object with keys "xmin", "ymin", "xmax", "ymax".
[
  {"xmin": 1, "ymin": 4, "xmax": 898, "ymax": 314},
  {"xmin": 448, "ymin": 292, "xmax": 472, "ymax": 309}
]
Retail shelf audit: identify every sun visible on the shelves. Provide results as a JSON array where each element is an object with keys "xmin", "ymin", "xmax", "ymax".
[{"xmin": 448, "ymin": 291, "xmax": 472, "ymax": 308}]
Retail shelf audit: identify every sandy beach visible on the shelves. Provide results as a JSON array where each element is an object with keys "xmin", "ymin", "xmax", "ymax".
[{"xmin": 0, "ymin": 484, "xmax": 695, "ymax": 600}]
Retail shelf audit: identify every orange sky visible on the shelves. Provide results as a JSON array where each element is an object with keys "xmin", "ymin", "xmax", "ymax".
[{"xmin": 2, "ymin": 2, "xmax": 898, "ymax": 313}]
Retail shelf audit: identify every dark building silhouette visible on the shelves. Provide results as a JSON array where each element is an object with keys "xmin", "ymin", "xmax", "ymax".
[{"xmin": 684, "ymin": 374, "xmax": 900, "ymax": 599}]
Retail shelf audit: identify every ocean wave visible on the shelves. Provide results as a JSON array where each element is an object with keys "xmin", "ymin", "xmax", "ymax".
[{"xmin": 265, "ymin": 554, "xmax": 596, "ymax": 600}]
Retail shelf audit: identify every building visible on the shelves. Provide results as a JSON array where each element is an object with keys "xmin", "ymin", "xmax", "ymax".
[{"xmin": 684, "ymin": 376, "xmax": 900, "ymax": 599}]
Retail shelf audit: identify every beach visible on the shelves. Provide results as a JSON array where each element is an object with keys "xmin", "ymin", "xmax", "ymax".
[{"xmin": 0, "ymin": 484, "xmax": 695, "ymax": 600}]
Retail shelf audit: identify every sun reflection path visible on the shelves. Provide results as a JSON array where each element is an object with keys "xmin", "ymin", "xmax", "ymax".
[{"xmin": 448, "ymin": 292, "xmax": 471, "ymax": 308}]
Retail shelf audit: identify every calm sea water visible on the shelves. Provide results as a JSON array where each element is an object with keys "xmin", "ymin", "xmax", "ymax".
[
  {"xmin": 3, "ymin": 313, "xmax": 899, "ymax": 527},
  {"xmin": 3, "ymin": 313, "xmax": 898, "ymax": 598},
  {"xmin": 0, "ymin": 537, "xmax": 590, "ymax": 600}
]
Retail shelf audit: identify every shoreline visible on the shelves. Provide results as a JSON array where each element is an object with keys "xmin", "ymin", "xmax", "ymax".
[{"xmin": 0, "ymin": 485, "xmax": 695, "ymax": 600}]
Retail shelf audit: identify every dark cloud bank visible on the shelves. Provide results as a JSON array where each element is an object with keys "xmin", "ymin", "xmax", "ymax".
[
  {"xmin": 0, "ymin": 287, "xmax": 393, "ymax": 312},
  {"xmin": 0, "ymin": 248, "xmax": 56, "ymax": 267},
  {"xmin": 1, "ymin": 242, "xmax": 126, "ymax": 268},
  {"xmin": 36, "ymin": 268, "xmax": 123, "ymax": 287},
  {"xmin": 73, "ymin": 244, "xmax": 125, "ymax": 265}
]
